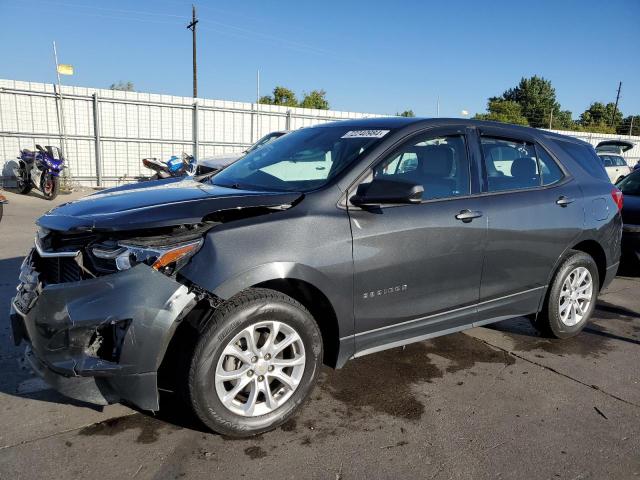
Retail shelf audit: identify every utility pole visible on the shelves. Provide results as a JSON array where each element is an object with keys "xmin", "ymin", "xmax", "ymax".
[
  {"xmin": 630, "ymin": 116, "xmax": 635, "ymax": 136},
  {"xmin": 186, "ymin": 5, "xmax": 198, "ymax": 98},
  {"xmin": 611, "ymin": 81, "xmax": 622, "ymax": 128},
  {"xmin": 549, "ymin": 110, "xmax": 553, "ymax": 129}
]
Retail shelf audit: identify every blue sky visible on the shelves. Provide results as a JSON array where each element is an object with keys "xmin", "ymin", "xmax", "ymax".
[{"xmin": 1, "ymin": 0, "xmax": 638, "ymax": 118}]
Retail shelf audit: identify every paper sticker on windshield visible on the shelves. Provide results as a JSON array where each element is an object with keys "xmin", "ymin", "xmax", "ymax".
[{"xmin": 341, "ymin": 129, "xmax": 390, "ymax": 139}]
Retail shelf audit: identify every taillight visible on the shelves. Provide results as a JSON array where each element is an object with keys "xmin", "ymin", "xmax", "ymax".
[{"xmin": 611, "ymin": 187, "xmax": 623, "ymax": 211}]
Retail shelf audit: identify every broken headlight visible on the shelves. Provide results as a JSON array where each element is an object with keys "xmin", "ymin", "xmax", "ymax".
[{"xmin": 92, "ymin": 239, "xmax": 203, "ymax": 275}]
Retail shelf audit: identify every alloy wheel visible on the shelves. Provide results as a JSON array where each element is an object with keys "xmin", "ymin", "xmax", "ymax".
[
  {"xmin": 214, "ymin": 320, "xmax": 306, "ymax": 417},
  {"xmin": 558, "ymin": 266, "xmax": 593, "ymax": 327}
]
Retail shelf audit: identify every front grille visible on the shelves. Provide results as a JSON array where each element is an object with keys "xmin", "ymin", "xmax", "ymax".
[{"xmin": 32, "ymin": 251, "xmax": 83, "ymax": 285}]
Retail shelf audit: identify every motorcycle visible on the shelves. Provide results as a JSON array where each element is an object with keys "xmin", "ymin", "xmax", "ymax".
[
  {"xmin": 140, "ymin": 152, "xmax": 196, "ymax": 181},
  {"xmin": 14, "ymin": 145, "xmax": 65, "ymax": 200}
]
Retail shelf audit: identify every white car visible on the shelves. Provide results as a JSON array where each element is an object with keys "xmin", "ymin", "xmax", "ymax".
[
  {"xmin": 197, "ymin": 131, "xmax": 288, "ymax": 175},
  {"xmin": 596, "ymin": 140, "xmax": 634, "ymax": 183}
]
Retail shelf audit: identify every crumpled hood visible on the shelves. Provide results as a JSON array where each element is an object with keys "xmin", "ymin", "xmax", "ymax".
[{"xmin": 37, "ymin": 178, "xmax": 302, "ymax": 232}]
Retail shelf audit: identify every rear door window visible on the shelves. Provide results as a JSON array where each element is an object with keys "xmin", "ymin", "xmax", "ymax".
[
  {"xmin": 481, "ymin": 137, "xmax": 539, "ymax": 192},
  {"xmin": 481, "ymin": 137, "xmax": 564, "ymax": 192}
]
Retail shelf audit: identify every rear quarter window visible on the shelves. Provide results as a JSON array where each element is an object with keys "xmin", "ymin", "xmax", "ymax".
[{"xmin": 552, "ymin": 140, "xmax": 610, "ymax": 181}]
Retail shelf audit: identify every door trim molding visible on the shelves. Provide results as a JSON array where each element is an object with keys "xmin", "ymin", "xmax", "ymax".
[{"xmin": 346, "ymin": 285, "xmax": 546, "ymax": 340}]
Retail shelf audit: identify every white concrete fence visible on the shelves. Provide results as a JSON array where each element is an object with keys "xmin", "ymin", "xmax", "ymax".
[
  {"xmin": 0, "ymin": 79, "xmax": 382, "ymax": 187},
  {"xmin": 1, "ymin": 78, "xmax": 638, "ymax": 187}
]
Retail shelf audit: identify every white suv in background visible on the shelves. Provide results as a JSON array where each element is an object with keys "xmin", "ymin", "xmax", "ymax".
[{"xmin": 596, "ymin": 140, "xmax": 634, "ymax": 183}]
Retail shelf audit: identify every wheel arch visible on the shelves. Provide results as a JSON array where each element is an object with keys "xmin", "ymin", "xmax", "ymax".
[
  {"xmin": 252, "ymin": 278, "xmax": 341, "ymax": 368},
  {"xmin": 570, "ymin": 239, "xmax": 607, "ymax": 289},
  {"xmin": 214, "ymin": 262, "xmax": 346, "ymax": 368},
  {"xmin": 176, "ymin": 261, "xmax": 351, "ymax": 369},
  {"xmin": 536, "ymin": 238, "xmax": 608, "ymax": 316}
]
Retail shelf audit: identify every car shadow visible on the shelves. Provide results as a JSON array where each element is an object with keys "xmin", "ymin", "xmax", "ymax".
[{"xmin": 486, "ymin": 301, "xmax": 640, "ymax": 350}]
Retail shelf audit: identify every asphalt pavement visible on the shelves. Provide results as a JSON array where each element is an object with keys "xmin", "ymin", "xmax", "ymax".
[{"xmin": 0, "ymin": 187, "xmax": 639, "ymax": 480}]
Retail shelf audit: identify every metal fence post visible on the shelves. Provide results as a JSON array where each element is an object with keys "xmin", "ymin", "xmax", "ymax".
[
  {"xmin": 250, "ymin": 103, "xmax": 255, "ymax": 143},
  {"xmin": 193, "ymin": 101, "xmax": 199, "ymax": 160},
  {"xmin": 286, "ymin": 109, "xmax": 291, "ymax": 130},
  {"xmin": 92, "ymin": 93, "xmax": 103, "ymax": 187}
]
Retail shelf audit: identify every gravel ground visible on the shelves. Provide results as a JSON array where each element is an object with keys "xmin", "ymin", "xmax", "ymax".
[{"xmin": 0, "ymin": 187, "xmax": 639, "ymax": 480}]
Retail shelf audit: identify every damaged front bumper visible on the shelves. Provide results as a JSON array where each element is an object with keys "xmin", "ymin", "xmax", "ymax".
[{"xmin": 10, "ymin": 252, "xmax": 195, "ymax": 410}]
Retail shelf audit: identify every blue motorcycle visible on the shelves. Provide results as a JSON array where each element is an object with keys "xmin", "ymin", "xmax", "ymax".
[{"xmin": 15, "ymin": 145, "xmax": 65, "ymax": 200}]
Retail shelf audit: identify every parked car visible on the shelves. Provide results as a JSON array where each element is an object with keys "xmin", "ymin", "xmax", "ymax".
[
  {"xmin": 196, "ymin": 131, "xmax": 288, "ymax": 175},
  {"xmin": 616, "ymin": 170, "xmax": 640, "ymax": 263},
  {"xmin": 596, "ymin": 140, "xmax": 634, "ymax": 183},
  {"xmin": 11, "ymin": 118, "xmax": 622, "ymax": 437}
]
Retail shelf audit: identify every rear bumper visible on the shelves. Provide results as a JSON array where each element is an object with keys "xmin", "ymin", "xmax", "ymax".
[{"xmin": 10, "ymin": 253, "xmax": 195, "ymax": 410}]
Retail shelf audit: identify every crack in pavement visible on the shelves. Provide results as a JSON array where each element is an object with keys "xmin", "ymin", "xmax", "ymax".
[{"xmin": 476, "ymin": 337, "xmax": 640, "ymax": 410}]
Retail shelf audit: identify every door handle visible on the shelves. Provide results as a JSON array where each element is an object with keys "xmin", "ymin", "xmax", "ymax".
[
  {"xmin": 556, "ymin": 196, "xmax": 574, "ymax": 207},
  {"xmin": 455, "ymin": 209, "xmax": 483, "ymax": 223}
]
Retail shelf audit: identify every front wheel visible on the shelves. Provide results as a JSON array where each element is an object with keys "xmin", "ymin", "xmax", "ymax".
[
  {"xmin": 16, "ymin": 168, "xmax": 32, "ymax": 195},
  {"xmin": 41, "ymin": 174, "xmax": 59, "ymax": 200},
  {"xmin": 188, "ymin": 288, "xmax": 323, "ymax": 437},
  {"xmin": 531, "ymin": 251, "xmax": 599, "ymax": 338}
]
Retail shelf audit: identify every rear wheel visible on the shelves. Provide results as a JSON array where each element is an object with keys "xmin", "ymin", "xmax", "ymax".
[
  {"xmin": 531, "ymin": 251, "xmax": 599, "ymax": 338},
  {"xmin": 41, "ymin": 174, "xmax": 59, "ymax": 200},
  {"xmin": 188, "ymin": 288, "xmax": 323, "ymax": 437}
]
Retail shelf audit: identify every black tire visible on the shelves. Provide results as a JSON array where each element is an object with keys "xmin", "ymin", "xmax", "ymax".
[
  {"xmin": 531, "ymin": 250, "xmax": 599, "ymax": 339},
  {"xmin": 188, "ymin": 288, "xmax": 323, "ymax": 437},
  {"xmin": 41, "ymin": 174, "xmax": 59, "ymax": 200},
  {"xmin": 16, "ymin": 168, "xmax": 32, "ymax": 195}
]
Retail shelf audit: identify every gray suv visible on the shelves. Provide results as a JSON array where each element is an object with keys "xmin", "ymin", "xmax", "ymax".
[{"xmin": 10, "ymin": 118, "xmax": 622, "ymax": 437}]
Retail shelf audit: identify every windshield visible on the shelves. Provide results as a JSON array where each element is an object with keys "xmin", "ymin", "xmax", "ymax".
[
  {"xmin": 617, "ymin": 171, "xmax": 640, "ymax": 196},
  {"xmin": 211, "ymin": 126, "xmax": 393, "ymax": 192}
]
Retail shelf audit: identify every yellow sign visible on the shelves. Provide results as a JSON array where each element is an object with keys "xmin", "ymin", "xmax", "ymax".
[{"xmin": 57, "ymin": 64, "xmax": 74, "ymax": 75}]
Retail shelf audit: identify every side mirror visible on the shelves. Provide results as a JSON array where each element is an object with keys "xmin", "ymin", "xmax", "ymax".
[{"xmin": 350, "ymin": 177, "xmax": 424, "ymax": 207}]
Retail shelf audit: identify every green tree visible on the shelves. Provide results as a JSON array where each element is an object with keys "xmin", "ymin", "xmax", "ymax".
[
  {"xmin": 499, "ymin": 76, "xmax": 560, "ymax": 128},
  {"xmin": 258, "ymin": 86, "xmax": 298, "ymax": 107},
  {"xmin": 550, "ymin": 110, "xmax": 576, "ymax": 130},
  {"xmin": 474, "ymin": 99, "xmax": 529, "ymax": 125},
  {"xmin": 580, "ymin": 102, "xmax": 623, "ymax": 131},
  {"xmin": 273, "ymin": 86, "xmax": 298, "ymax": 106},
  {"xmin": 109, "ymin": 81, "xmax": 135, "ymax": 91},
  {"xmin": 300, "ymin": 89, "xmax": 330, "ymax": 110},
  {"xmin": 396, "ymin": 109, "xmax": 415, "ymax": 117}
]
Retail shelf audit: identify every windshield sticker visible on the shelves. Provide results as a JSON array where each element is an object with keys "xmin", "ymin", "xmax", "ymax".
[{"xmin": 341, "ymin": 129, "xmax": 390, "ymax": 139}]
